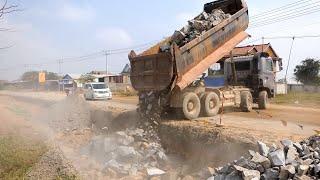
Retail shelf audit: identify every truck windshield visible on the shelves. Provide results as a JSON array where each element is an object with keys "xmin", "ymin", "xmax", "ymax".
[
  {"xmin": 92, "ymin": 84, "xmax": 106, "ymax": 89},
  {"xmin": 235, "ymin": 61, "xmax": 250, "ymax": 71}
]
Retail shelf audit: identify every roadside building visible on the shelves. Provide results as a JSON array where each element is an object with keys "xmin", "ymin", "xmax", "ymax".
[
  {"xmin": 59, "ymin": 74, "xmax": 82, "ymax": 91},
  {"xmin": 103, "ymin": 64, "xmax": 131, "ymax": 84},
  {"xmin": 225, "ymin": 43, "xmax": 282, "ymax": 72}
]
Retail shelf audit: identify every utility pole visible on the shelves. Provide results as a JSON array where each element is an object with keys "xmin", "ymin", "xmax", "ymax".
[
  {"xmin": 58, "ymin": 59, "xmax": 63, "ymax": 76},
  {"xmin": 23, "ymin": 64, "xmax": 28, "ymax": 73},
  {"xmin": 105, "ymin": 51, "xmax": 109, "ymax": 74},
  {"xmin": 105, "ymin": 50, "xmax": 109, "ymax": 83},
  {"xmin": 262, "ymin": 37, "xmax": 265, "ymax": 52},
  {"xmin": 285, "ymin": 37, "xmax": 295, "ymax": 84}
]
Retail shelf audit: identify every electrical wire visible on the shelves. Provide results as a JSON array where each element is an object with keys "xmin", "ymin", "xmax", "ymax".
[
  {"xmin": 250, "ymin": 6, "xmax": 320, "ymax": 28},
  {"xmin": 251, "ymin": 0, "xmax": 313, "ymax": 19},
  {"xmin": 250, "ymin": 2, "xmax": 320, "ymax": 23}
]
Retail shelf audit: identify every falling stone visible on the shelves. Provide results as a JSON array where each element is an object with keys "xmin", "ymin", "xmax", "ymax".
[
  {"xmin": 279, "ymin": 165, "xmax": 295, "ymax": 180},
  {"xmin": 242, "ymin": 169, "xmax": 260, "ymax": 180},
  {"xmin": 268, "ymin": 149, "xmax": 286, "ymax": 166},
  {"xmin": 297, "ymin": 165, "xmax": 309, "ymax": 176},
  {"xmin": 293, "ymin": 143, "xmax": 304, "ymax": 153},
  {"xmin": 257, "ymin": 141, "xmax": 270, "ymax": 157},
  {"xmin": 207, "ymin": 174, "xmax": 225, "ymax": 180},
  {"xmin": 251, "ymin": 152, "xmax": 271, "ymax": 169},
  {"xmin": 234, "ymin": 165, "xmax": 260, "ymax": 180},
  {"xmin": 281, "ymin": 139, "xmax": 293, "ymax": 148},
  {"xmin": 225, "ymin": 171, "xmax": 242, "ymax": 180},
  {"xmin": 147, "ymin": 167, "xmax": 166, "ymax": 176},
  {"xmin": 314, "ymin": 163, "xmax": 320, "ymax": 174},
  {"xmin": 286, "ymin": 146, "xmax": 299, "ymax": 165},
  {"xmin": 262, "ymin": 168, "xmax": 279, "ymax": 180},
  {"xmin": 171, "ymin": 30, "xmax": 186, "ymax": 44}
]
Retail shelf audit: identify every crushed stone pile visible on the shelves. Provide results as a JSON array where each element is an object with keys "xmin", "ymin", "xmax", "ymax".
[
  {"xmin": 161, "ymin": 8, "xmax": 231, "ymax": 51},
  {"xmin": 48, "ymin": 95, "xmax": 91, "ymax": 133},
  {"xmin": 26, "ymin": 147, "xmax": 78, "ymax": 180},
  {"xmin": 84, "ymin": 128, "xmax": 168, "ymax": 179},
  {"xmin": 207, "ymin": 136, "xmax": 320, "ymax": 180}
]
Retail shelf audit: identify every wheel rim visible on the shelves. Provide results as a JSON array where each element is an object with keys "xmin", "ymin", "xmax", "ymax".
[
  {"xmin": 187, "ymin": 101, "xmax": 194, "ymax": 112},
  {"xmin": 209, "ymin": 99, "xmax": 215, "ymax": 109}
]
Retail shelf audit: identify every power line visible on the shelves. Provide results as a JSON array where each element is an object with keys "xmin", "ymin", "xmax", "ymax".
[
  {"xmin": 251, "ymin": 0, "xmax": 313, "ymax": 19},
  {"xmin": 246, "ymin": 0, "xmax": 320, "ymax": 29},
  {"xmin": 0, "ymin": 39, "xmax": 159, "ymax": 72},
  {"xmin": 250, "ymin": 1, "xmax": 320, "ymax": 23},
  {"xmin": 249, "ymin": 6, "xmax": 320, "ymax": 28}
]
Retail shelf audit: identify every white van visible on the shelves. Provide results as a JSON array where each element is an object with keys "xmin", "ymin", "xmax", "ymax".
[{"xmin": 84, "ymin": 83, "xmax": 112, "ymax": 100}]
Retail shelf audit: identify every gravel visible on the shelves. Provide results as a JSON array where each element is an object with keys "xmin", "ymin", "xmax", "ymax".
[
  {"xmin": 163, "ymin": 8, "xmax": 231, "ymax": 48},
  {"xmin": 26, "ymin": 147, "xmax": 78, "ymax": 180},
  {"xmin": 207, "ymin": 136, "xmax": 320, "ymax": 180}
]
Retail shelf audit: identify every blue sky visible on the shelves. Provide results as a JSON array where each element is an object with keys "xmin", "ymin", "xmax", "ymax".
[{"xmin": 0, "ymin": 0, "xmax": 320, "ymax": 81}]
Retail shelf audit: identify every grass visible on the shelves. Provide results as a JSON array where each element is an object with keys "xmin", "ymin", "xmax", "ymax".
[
  {"xmin": 0, "ymin": 136, "xmax": 47, "ymax": 179},
  {"xmin": 272, "ymin": 92, "xmax": 320, "ymax": 107}
]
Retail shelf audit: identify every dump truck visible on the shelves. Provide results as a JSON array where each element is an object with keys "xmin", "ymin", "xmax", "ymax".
[{"xmin": 129, "ymin": 0, "xmax": 262, "ymax": 120}]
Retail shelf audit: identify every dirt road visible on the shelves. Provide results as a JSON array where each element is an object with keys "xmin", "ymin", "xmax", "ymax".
[
  {"xmin": 0, "ymin": 90, "xmax": 319, "ymax": 179},
  {"xmin": 1, "ymin": 91, "xmax": 318, "ymax": 142}
]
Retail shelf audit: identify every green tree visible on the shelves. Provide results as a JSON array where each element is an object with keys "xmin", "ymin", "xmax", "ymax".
[
  {"xmin": 46, "ymin": 72, "xmax": 60, "ymax": 80},
  {"xmin": 294, "ymin": 58, "xmax": 320, "ymax": 85},
  {"xmin": 21, "ymin": 71, "xmax": 60, "ymax": 82},
  {"xmin": 21, "ymin": 71, "xmax": 38, "ymax": 82},
  {"xmin": 78, "ymin": 74, "xmax": 95, "ymax": 84}
]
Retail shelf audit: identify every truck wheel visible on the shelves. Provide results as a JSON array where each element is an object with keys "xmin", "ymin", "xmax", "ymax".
[
  {"xmin": 258, "ymin": 91, "xmax": 269, "ymax": 110},
  {"xmin": 240, "ymin": 91, "xmax": 253, "ymax": 112},
  {"xmin": 182, "ymin": 92, "xmax": 201, "ymax": 120},
  {"xmin": 202, "ymin": 92, "xmax": 220, "ymax": 117}
]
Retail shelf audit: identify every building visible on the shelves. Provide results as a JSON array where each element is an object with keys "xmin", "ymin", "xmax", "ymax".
[
  {"xmin": 104, "ymin": 64, "xmax": 131, "ymax": 84},
  {"xmin": 59, "ymin": 74, "xmax": 83, "ymax": 90},
  {"xmin": 222, "ymin": 43, "xmax": 283, "ymax": 72},
  {"xmin": 231, "ymin": 43, "xmax": 279, "ymax": 59}
]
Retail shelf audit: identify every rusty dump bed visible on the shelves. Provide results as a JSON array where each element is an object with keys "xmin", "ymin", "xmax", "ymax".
[{"xmin": 129, "ymin": 0, "xmax": 249, "ymax": 92}]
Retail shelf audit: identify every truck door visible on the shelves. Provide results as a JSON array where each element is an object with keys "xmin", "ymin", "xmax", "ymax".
[{"xmin": 261, "ymin": 57, "xmax": 275, "ymax": 94}]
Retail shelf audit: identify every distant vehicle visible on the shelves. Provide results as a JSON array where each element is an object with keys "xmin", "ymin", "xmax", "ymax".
[{"xmin": 83, "ymin": 83, "xmax": 112, "ymax": 100}]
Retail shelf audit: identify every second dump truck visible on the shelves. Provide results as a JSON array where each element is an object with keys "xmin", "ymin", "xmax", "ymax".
[{"xmin": 129, "ymin": 0, "xmax": 278, "ymax": 120}]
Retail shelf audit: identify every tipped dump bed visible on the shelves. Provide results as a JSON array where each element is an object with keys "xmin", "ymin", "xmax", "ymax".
[{"xmin": 129, "ymin": 0, "xmax": 249, "ymax": 92}]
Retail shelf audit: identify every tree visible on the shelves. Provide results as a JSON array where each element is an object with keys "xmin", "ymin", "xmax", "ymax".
[
  {"xmin": 0, "ymin": 0, "xmax": 19, "ymax": 49},
  {"xmin": 0, "ymin": 0, "xmax": 18, "ymax": 18},
  {"xmin": 78, "ymin": 74, "xmax": 95, "ymax": 84},
  {"xmin": 21, "ymin": 71, "xmax": 60, "ymax": 82},
  {"xmin": 21, "ymin": 71, "xmax": 38, "ymax": 82},
  {"xmin": 294, "ymin": 58, "xmax": 320, "ymax": 85},
  {"xmin": 46, "ymin": 72, "xmax": 60, "ymax": 80}
]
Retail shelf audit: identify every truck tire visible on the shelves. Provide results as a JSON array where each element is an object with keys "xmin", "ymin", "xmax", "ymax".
[
  {"xmin": 240, "ymin": 91, "xmax": 253, "ymax": 112},
  {"xmin": 202, "ymin": 92, "xmax": 220, "ymax": 117},
  {"xmin": 182, "ymin": 92, "xmax": 201, "ymax": 120},
  {"xmin": 258, "ymin": 91, "xmax": 269, "ymax": 110}
]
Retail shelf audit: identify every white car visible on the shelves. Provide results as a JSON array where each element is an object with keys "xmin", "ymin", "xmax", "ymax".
[{"xmin": 84, "ymin": 83, "xmax": 112, "ymax": 100}]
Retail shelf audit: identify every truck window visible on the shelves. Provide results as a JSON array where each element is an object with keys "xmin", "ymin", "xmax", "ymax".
[
  {"xmin": 235, "ymin": 61, "xmax": 250, "ymax": 71},
  {"xmin": 208, "ymin": 63, "xmax": 223, "ymax": 76},
  {"xmin": 265, "ymin": 59, "xmax": 273, "ymax": 72}
]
